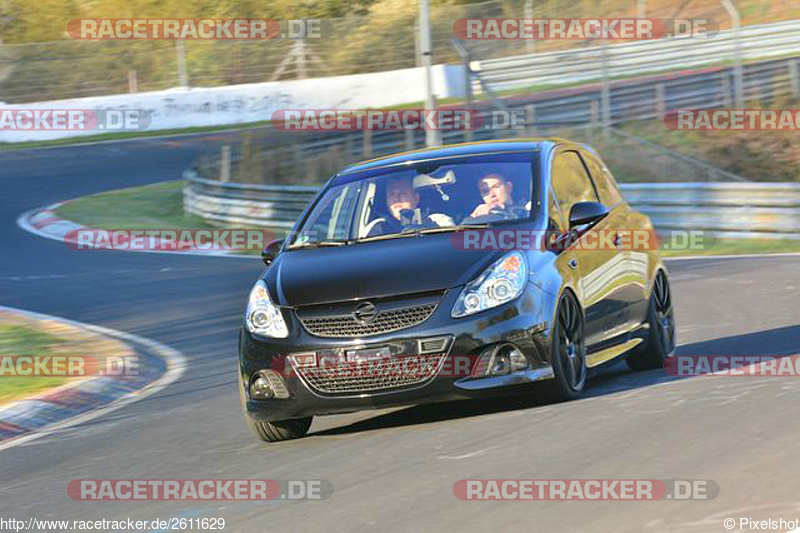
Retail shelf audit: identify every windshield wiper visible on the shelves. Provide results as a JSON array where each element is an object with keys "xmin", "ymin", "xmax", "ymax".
[
  {"xmin": 289, "ymin": 240, "xmax": 348, "ymax": 250},
  {"xmin": 353, "ymin": 232, "xmax": 419, "ymax": 244},
  {"xmin": 354, "ymin": 223, "xmax": 492, "ymax": 243},
  {"xmin": 409, "ymin": 223, "xmax": 493, "ymax": 235}
]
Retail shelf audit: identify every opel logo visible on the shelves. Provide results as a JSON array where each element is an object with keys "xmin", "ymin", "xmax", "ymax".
[{"xmin": 353, "ymin": 301, "xmax": 378, "ymax": 325}]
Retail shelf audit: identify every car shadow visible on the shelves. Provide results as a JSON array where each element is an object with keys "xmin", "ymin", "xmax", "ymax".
[{"xmin": 310, "ymin": 325, "xmax": 800, "ymax": 438}]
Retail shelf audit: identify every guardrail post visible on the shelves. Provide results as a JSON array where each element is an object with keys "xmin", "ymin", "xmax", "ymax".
[
  {"xmin": 590, "ymin": 100, "xmax": 599, "ymax": 134},
  {"xmin": 176, "ymin": 40, "xmax": 188, "ymax": 88},
  {"xmin": 525, "ymin": 104, "xmax": 536, "ymax": 137},
  {"xmin": 721, "ymin": 0, "xmax": 744, "ymax": 107},
  {"xmin": 297, "ymin": 40, "xmax": 308, "ymax": 79},
  {"xmin": 600, "ymin": 43, "xmax": 611, "ymax": 137},
  {"xmin": 405, "ymin": 129, "xmax": 415, "ymax": 151},
  {"xmin": 420, "ymin": 0, "xmax": 441, "ymax": 147},
  {"xmin": 721, "ymin": 75, "xmax": 732, "ymax": 107},
  {"xmin": 220, "ymin": 145, "xmax": 231, "ymax": 182},
  {"xmin": 655, "ymin": 83, "xmax": 666, "ymax": 119},
  {"xmin": 451, "ymin": 38, "xmax": 474, "ymax": 142},
  {"xmin": 789, "ymin": 59, "xmax": 800, "ymax": 99},
  {"xmin": 524, "ymin": 0, "xmax": 535, "ymax": 54},
  {"xmin": 128, "ymin": 70, "xmax": 138, "ymax": 94},
  {"xmin": 414, "ymin": 18, "xmax": 421, "ymax": 68},
  {"xmin": 363, "ymin": 128, "xmax": 372, "ymax": 159},
  {"xmin": 293, "ymin": 143, "xmax": 304, "ymax": 176}
]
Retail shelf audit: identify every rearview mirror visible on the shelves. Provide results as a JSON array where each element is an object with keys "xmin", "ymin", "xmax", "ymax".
[
  {"xmin": 262, "ymin": 239, "xmax": 284, "ymax": 266},
  {"xmin": 569, "ymin": 202, "xmax": 609, "ymax": 228},
  {"xmin": 413, "ymin": 169, "xmax": 456, "ymax": 188}
]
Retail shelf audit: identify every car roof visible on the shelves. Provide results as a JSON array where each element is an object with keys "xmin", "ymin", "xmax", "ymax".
[{"xmin": 336, "ymin": 138, "xmax": 577, "ymax": 178}]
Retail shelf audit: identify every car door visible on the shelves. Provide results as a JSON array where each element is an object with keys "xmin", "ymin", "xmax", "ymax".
[
  {"xmin": 550, "ymin": 148, "xmax": 629, "ymax": 353},
  {"xmin": 580, "ymin": 148, "xmax": 650, "ymax": 330}
]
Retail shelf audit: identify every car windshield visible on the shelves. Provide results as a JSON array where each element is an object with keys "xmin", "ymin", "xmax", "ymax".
[{"xmin": 290, "ymin": 152, "xmax": 539, "ymax": 247}]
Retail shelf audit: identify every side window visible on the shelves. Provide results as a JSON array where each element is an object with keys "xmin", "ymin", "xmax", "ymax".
[
  {"xmin": 582, "ymin": 151, "xmax": 623, "ymax": 207},
  {"xmin": 547, "ymin": 189, "xmax": 565, "ymax": 233},
  {"xmin": 300, "ymin": 184, "xmax": 360, "ymax": 241},
  {"xmin": 551, "ymin": 150, "xmax": 599, "ymax": 220},
  {"xmin": 545, "ymin": 189, "xmax": 566, "ymax": 250}
]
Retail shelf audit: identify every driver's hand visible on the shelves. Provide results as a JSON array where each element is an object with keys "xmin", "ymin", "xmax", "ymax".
[{"xmin": 470, "ymin": 204, "xmax": 493, "ymax": 217}]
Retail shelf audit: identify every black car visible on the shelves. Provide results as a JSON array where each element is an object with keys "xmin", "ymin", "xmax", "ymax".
[{"xmin": 238, "ymin": 139, "xmax": 676, "ymax": 442}]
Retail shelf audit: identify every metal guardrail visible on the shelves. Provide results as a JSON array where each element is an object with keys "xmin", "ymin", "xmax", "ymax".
[
  {"xmin": 194, "ymin": 54, "xmax": 797, "ymax": 186},
  {"xmin": 622, "ymin": 182, "xmax": 800, "ymax": 238},
  {"xmin": 183, "ymin": 171, "xmax": 318, "ymax": 229},
  {"xmin": 183, "ymin": 173, "xmax": 800, "ymax": 239},
  {"xmin": 471, "ymin": 19, "xmax": 800, "ymax": 93},
  {"xmin": 500, "ymin": 57, "xmax": 800, "ymax": 128}
]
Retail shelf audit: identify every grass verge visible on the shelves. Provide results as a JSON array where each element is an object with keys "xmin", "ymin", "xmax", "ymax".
[
  {"xmin": 0, "ymin": 324, "xmax": 71, "ymax": 404},
  {"xmin": 54, "ymin": 180, "xmax": 272, "ymax": 255},
  {"xmin": 56, "ymin": 181, "xmax": 214, "ymax": 230},
  {"xmin": 0, "ymin": 310, "xmax": 138, "ymax": 406}
]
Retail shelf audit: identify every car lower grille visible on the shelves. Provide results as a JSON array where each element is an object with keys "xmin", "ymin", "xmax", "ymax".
[
  {"xmin": 292, "ymin": 352, "xmax": 448, "ymax": 395},
  {"xmin": 298, "ymin": 304, "xmax": 437, "ymax": 338}
]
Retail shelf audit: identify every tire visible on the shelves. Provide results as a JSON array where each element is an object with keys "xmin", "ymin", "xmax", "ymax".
[
  {"xmin": 239, "ymin": 381, "xmax": 312, "ymax": 442},
  {"xmin": 626, "ymin": 270, "xmax": 676, "ymax": 371},
  {"xmin": 546, "ymin": 291, "xmax": 587, "ymax": 402}
]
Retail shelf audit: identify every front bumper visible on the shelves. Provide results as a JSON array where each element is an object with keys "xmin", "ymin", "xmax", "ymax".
[{"xmin": 239, "ymin": 286, "xmax": 555, "ymax": 422}]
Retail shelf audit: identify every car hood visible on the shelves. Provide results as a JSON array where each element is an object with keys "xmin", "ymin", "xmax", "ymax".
[{"xmin": 265, "ymin": 234, "xmax": 506, "ymax": 307}]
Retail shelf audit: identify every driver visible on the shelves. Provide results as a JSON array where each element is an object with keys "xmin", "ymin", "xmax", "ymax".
[
  {"xmin": 369, "ymin": 177, "xmax": 453, "ymax": 236},
  {"xmin": 469, "ymin": 173, "xmax": 517, "ymax": 218}
]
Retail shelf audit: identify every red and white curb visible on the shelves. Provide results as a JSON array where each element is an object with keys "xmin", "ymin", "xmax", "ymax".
[
  {"xmin": 23, "ymin": 203, "xmax": 83, "ymax": 240},
  {"xmin": 17, "ymin": 201, "xmax": 254, "ymax": 259},
  {"xmin": 0, "ymin": 305, "xmax": 187, "ymax": 452}
]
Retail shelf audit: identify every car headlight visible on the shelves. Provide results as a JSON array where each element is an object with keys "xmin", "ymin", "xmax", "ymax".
[
  {"xmin": 452, "ymin": 251, "xmax": 528, "ymax": 318},
  {"xmin": 244, "ymin": 280, "xmax": 289, "ymax": 338}
]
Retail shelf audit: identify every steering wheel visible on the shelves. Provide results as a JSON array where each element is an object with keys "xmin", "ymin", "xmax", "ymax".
[
  {"xmin": 361, "ymin": 217, "xmax": 385, "ymax": 238},
  {"xmin": 401, "ymin": 222, "xmax": 428, "ymax": 232}
]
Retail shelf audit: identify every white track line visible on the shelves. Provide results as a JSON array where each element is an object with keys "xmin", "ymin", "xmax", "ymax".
[{"xmin": 0, "ymin": 305, "xmax": 187, "ymax": 452}]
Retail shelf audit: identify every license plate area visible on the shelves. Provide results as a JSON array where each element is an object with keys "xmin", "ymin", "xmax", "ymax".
[
  {"xmin": 288, "ymin": 336, "xmax": 452, "ymax": 371},
  {"xmin": 344, "ymin": 345, "xmax": 393, "ymax": 363}
]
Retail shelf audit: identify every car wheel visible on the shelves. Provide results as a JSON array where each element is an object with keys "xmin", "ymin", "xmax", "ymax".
[
  {"xmin": 547, "ymin": 291, "xmax": 587, "ymax": 401},
  {"xmin": 239, "ymin": 382, "xmax": 312, "ymax": 442},
  {"xmin": 626, "ymin": 270, "xmax": 676, "ymax": 371}
]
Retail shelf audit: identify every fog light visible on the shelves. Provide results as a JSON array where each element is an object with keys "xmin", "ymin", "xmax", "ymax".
[
  {"xmin": 488, "ymin": 344, "xmax": 529, "ymax": 376},
  {"xmin": 248, "ymin": 370, "xmax": 290, "ymax": 400},
  {"xmin": 491, "ymin": 352, "xmax": 511, "ymax": 375},
  {"xmin": 250, "ymin": 375, "xmax": 274, "ymax": 399}
]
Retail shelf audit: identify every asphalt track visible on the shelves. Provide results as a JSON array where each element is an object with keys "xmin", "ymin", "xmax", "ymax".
[{"xmin": 0, "ymin": 136, "xmax": 798, "ymax": 532}]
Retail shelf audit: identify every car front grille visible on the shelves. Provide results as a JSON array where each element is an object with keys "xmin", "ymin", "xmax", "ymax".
[
  {"xmin": 291, "ymin": 352, "xmax": 448, "ymax": 395},
  {"xmin": 298, "ymin": 304, "xmax": 437, "ymax": 338}
]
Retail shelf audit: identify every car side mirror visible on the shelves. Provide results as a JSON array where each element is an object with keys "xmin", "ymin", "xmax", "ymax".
[
  {"xmin": 569, "ymin": 201, "xmax": 609, "ymax": 228},
  {"xmin": 262, "ymin": 239, "xmax": 284, "ymax": 266}
]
